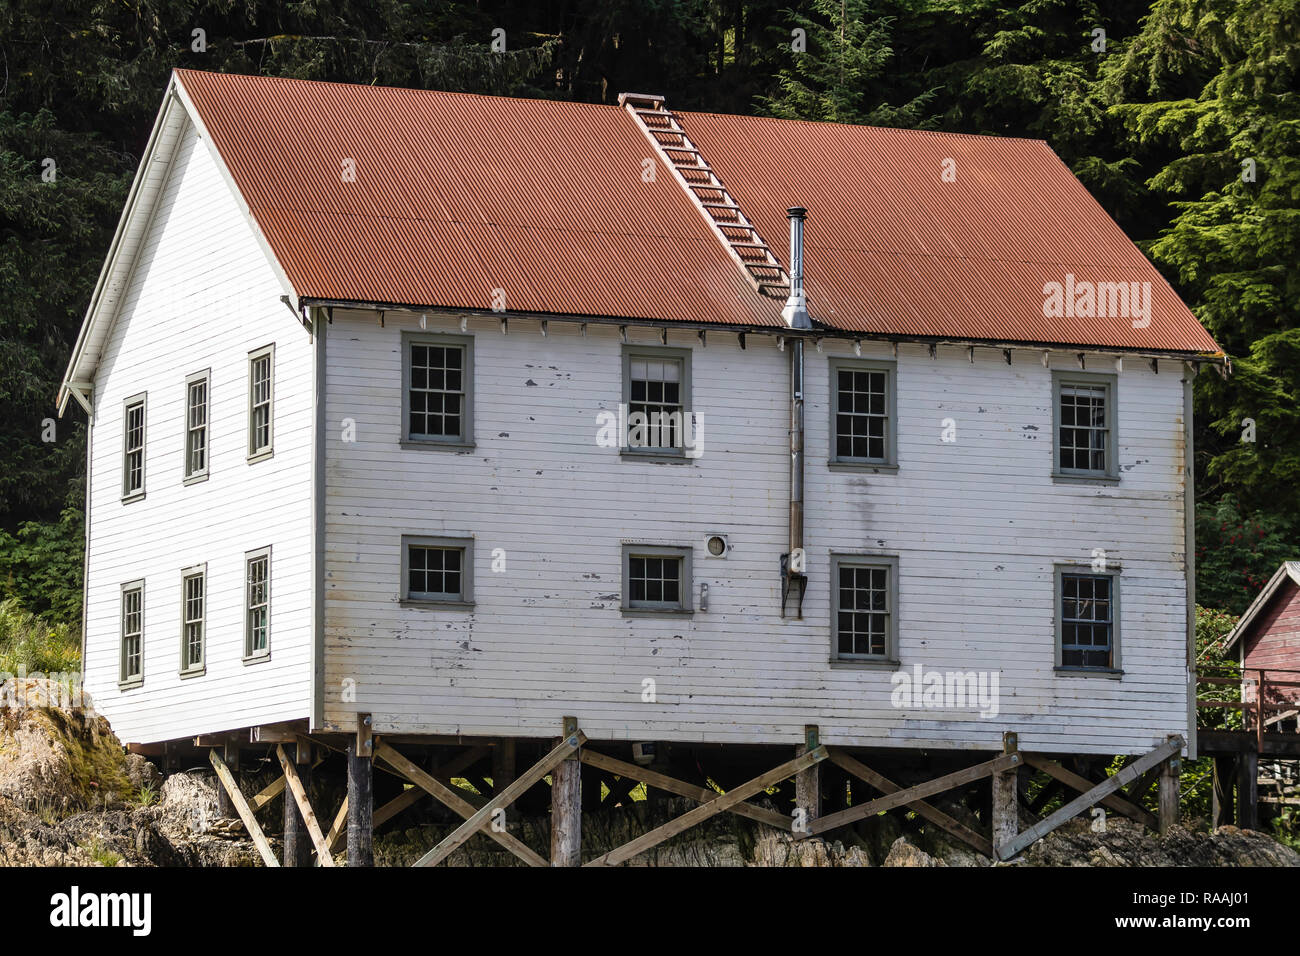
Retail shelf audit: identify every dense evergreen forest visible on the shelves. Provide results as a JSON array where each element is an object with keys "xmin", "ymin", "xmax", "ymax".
[{"xmin": 0, "ymin": 0, "xmax": 1296, "ymax": 630}]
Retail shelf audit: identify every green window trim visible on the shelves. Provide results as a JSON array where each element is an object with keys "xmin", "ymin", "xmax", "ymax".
[
  {"xmin": 119, "ymin": 580, "xmax": 145, "ymax": 689},
  {"xmin": 401, "ymin": 534, "xmax": 475, "ymax": 607},
  {"xmin": 620, "ymin": 345, "xmax": 693, "ymax": 461}
]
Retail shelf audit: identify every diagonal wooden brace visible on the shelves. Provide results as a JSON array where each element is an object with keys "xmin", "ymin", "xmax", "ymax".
[
  {"xmin": 580, "ymin": 748, "xmax": 791, "ymax": 831},
  {"xmin": 410, "ymin": 732, "xmax": 585, "ymax": 867},
  {"xmin": 1023, "ymin": 755, "xmax": 1157, "ymax": 830},
  {"xmin": 375, "ymin": 742, "xmax": 546, "ymax": 867},
  {"xmin": 586, "ymin": 746, "xmax": 829, "ymax": 866},
  {"xmin": 209, "ymin": 749, "xmax": 278, "ymax": 867},
  {"xmin": 808, "ymin": 752, "xmax": 1021, "ymax": 837},
  {"xmin": 276, "ymin": 744, "xmax": 336, "ymax": 866},
  {"xmin": 825, "ymin": 747, "xmax": 992, "ymax": 856},
  {"xmin": 998, "ymin": 736, "xmax": 1183, "ymax": 860}
]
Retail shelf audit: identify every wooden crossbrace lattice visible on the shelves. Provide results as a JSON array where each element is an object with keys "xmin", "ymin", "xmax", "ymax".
[{"xmin": 619, "ymin": 92, "xmax": 790, "ymax": 299}]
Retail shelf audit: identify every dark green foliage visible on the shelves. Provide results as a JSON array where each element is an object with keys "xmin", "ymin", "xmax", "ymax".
[{"xmin": 0, "ymin": 0, "xmax": 1296, "ymax": 627}]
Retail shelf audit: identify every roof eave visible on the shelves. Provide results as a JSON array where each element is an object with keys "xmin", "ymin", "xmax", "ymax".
[{"xmin": 297, "ymin": 296, "xmax": 1228, "ymax": 361}]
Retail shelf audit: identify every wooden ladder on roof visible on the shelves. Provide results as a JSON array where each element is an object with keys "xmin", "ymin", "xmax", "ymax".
[{"xmin": 619, "ymin": 92, "xmax": 791, "ymax": 300}]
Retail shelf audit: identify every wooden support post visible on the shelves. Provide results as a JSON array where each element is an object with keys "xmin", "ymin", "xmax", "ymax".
[
  {"xmin": 551, "ymin": 716, "xmax": 582, "ymax": 867},
  {"xmin": 1157, "ymin": 739, "xmax": 1181, "ymax": 836},
  {"xmin": 283, "ymin": 751, "xmax": 313, "ymax": 867},
  {"xmin": 794, "ymin": 725, "xmax": 821, "ymax": 831},
  {"xmin": 1212, "ymin": 756, "xmax": 1235, "ymax": 828},
  {"xmin": 1236, "ymin": 749, "xmax": 1258, "ymax": 830},
  {"xmin": 347, "ymin": 714, "xmax": 374, "ymax": 867},
  {"xmin": 493, "ymin": 739, "xmax": 517, "ymax": 794},
  {"xmin": 991, "ymin": 732, "xmax": 1019, "ymax": 857},
  {"xmin": 217, "ymin": 739, "xmax": 239, "ymax": 818}
]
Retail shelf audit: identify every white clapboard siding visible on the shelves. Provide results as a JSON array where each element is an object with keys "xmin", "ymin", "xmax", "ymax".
[
  {"xmin": 81, "ymin": 121, "xmax": 314, "ymax": 744},
  {"xmin": 322, "ymin": 310, "xmax": 1191, "ymax": 755}
]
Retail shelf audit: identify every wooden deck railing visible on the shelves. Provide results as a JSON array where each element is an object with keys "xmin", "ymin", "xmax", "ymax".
[{"xmin": 1197, "ymin": 665, "xmax": 1300, "ymax": 751}]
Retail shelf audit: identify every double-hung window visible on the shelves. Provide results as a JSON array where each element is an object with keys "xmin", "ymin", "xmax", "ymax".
[
  {"xmin": 245, "ymin": 547, "xmax": 271, "ymax": 661},
  {"xmin": 180, "ymin": 566, "xmax": 206, "ymax": 677},
  {"xmin": 621, "ymin": 346, "xmax": 692, "ymax": 458},
  {"xmin": 119, "ymin": 581, "xmax": 144, "ymax": 687},
  {"xmin": 185, "ymin": 370, "xmax": 210, "ymax": 482},
  {"xmin": 622, "ymin": 545, "xmax": 692, "ymax": 613},
  {"xmin": 829, "ymin": 358, "xmax": 896, "ymax": 468},
  {"xmin": 402, "ymin": 333, "xmax": 473, "ymax": 447},
  {"xmin": 1052, "ymin": 372, "xmax": 1117, "ymax": 481},
  {"xmin": 122, "ymin": 394, "xmax": 147, "ymax": 501},
  {"xmin": 248, "ymin": 344, "xmax": 274, "ymax": 461},
  {"xmin": 1056, "ymin": 567, "xmax": 1121, "ymax": 673},
  {"xmin": 832, "ymin": 554, "xmax": 899, "ymax": 663},
  {"xmin": 402, "ymin": 535, "xmax": 473, "ymax": 606}
]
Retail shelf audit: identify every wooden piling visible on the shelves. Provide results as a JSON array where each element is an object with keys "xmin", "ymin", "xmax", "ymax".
[
  {"xmin": 1211, "ymin": 756, "xmax": 1235, "ymax": 828},
  {"xmin": 1157, "ymin": 741, "xmax": 1181, "ymax": 836},
  {"xmin": 794, "ymin": 725, "xmax": 821, "ymax": 830},
  {"xmin": 283, "ymin": 744, "xmax": 313, "ymax": 867},
  {"xmin": 1236, "ymin": 749, "xmax": 1259, "ymax": 830},
  {"xmin": 550, "ymin": 716, "xmax": 581, "ymax": 867},
  {"xmin": 347, "ymin": 715, "xmax": 374, "ymax": 866},
  {"xmin": 991, "ymin": 732, "xmax": 1019, "ymax": 856},
  {"xmin": 217, "ymin": 739, "xmax": 239, "ymax": 818}
]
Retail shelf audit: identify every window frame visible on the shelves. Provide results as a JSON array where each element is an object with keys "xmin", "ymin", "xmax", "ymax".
[
  {"xmin": 1054, "ymin": 564, "xmax": 1123, "ymax": 677},
  {"xmin": 830, "ymin": 553, "xmax": 900, "ymax": 667},
  {"xmin": 119, "ymin": 580, "xmax": 145, "ymax": 689},
  {"xmin": 184, "ymin": 369, "xmax": 211, "ymax": 484},
  {"xmin": 1051, "ymin": 370, "xmax": 1118, "ymax": 484},
  {"xmin": 401, "ymin": 331, "xmax": 475, "ymax": 450},
  {"xmin": 179, "ymin": 563, "xmax": 207, "ymax": 678},
  {"xmin": 244, "ymin": 546, "xmax": 272, "ymax": 663},
  {"xmin": 620, "ymin": 345, "xmax": 693, "ymax": 462},
  {"xmin": 400, "ymin": 535, "xmax": 475, "ymax": 608},
  {"xmin": 621, "ymin": 544, "xmax": 693, "ymax": 615},
  {"xmin": 121, "ymin": 393, "xmax": 147, "ymax": 502},
  {"xmin": 247, "ymin": 343, "xmax": 275, "ymax": 463},
  {"xmin": 828, "ymin": 358, "xmax": 898, "ymax": 470}
]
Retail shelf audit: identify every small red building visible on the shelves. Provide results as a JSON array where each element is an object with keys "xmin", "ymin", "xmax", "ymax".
[{"xmin": 1224, "ymin": 561, "xmax": 1300, "ymax": 728}]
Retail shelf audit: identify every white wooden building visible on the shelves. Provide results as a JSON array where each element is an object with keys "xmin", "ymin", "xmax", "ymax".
[{"xmin": 58, "ymin": 70, "xmax": 1225, "ymax": 864}]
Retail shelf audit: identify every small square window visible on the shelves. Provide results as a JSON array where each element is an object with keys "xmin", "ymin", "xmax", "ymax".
[
  {"xmin": 622, "ymin": 545, "xmax": 692, "ymax": 613},
  {"xmin": 401, "ymin": 536, "xmax": 474, "ymax": 606}
]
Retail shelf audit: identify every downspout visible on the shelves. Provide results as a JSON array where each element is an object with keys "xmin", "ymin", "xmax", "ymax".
[{"xmin": 783, "ymin": 208, "xmax": 811, "ymax": 618}]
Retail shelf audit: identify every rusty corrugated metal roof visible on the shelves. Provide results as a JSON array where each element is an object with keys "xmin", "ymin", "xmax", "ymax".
[
  {"xmin": 174, "ymin": 69, "xmax": 1221, "ymax": 354},
  {"xmin": 679, "ymin": 110, "xmax": 1222, "ymax": 353}
]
